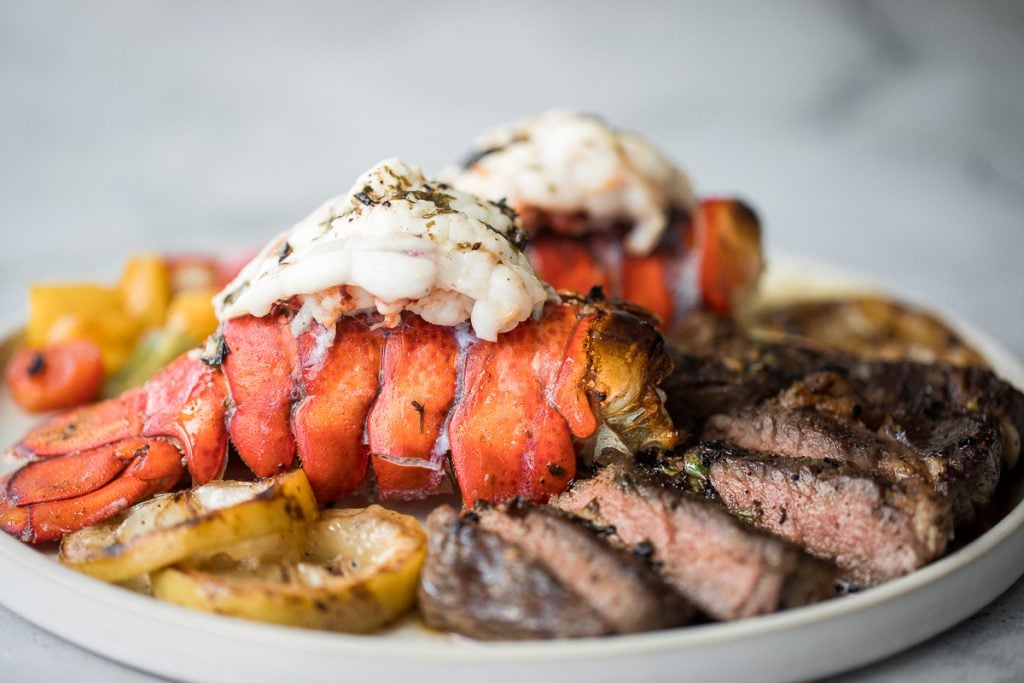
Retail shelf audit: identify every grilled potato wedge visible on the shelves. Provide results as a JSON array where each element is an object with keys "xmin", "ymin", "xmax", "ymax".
[
  {"xmin": 60, "ymin": 470, "xmax": 319, "ymax": 583},
  {"xmin": 151, "ymin": 506, "xmax": 426, "ymax": 633}
]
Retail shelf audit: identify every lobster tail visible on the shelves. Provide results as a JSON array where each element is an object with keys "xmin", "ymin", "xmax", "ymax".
[
  {"xmin": 367, "ymin": 315, "xmax": 458, "ymax": 501},
  {"xmin": 293, "ymin": 318, "xmax": 382, "ymax": 503},
  {"xmin": 221, "ymin": 315, "xmax": 298, "ymax": 478},
  {"xmin": 4, "ymin": 298, "xmax": 679, "ymax": 541}
]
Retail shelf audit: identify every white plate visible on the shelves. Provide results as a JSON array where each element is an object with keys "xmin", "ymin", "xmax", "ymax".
[{"xmin": 1, "ymin": 257, "xmax": 1022, "ymax": 683}]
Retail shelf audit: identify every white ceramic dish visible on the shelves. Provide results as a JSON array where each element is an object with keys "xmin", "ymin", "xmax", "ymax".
[{"xmin": 1, "ymin": 257, "xmax": 1022, "ymax": 683}]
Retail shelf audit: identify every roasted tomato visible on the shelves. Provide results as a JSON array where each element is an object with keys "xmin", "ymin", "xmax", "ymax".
[{"xmin": 5, "ymin": 340, "xmax": 104, "ymax": 412}]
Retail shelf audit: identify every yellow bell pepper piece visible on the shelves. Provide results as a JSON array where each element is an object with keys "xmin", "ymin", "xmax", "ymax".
[
  {"xmin": 166, "ymin": 288, "xmax": 219, "ymax": 343},
  {"xmin": 44, "ymin": 310, "xmax": 140, "ymax": 373},
  {"xmin": 27, "ymin": 284, "xmax": 122, "ymax": 349},
  {"xmin": 119, "ymin": 254, "xmax": 172, "ymax": 329}
]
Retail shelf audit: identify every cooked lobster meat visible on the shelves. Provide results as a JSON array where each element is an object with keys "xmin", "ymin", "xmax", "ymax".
[
  {"xmin": 553, "ymin": 462, "xmax": 836, "ymax": 620},
  {"xmin": 1, "ymin": 159, "xmax": 679, "ymax": 544},
  {"xmin": 447, "ymin": 110, "xmax": 763, "ymax": 324},
  {"xmin": 418, "ymin": 501, "xmax": 693, "ymax": 639}
]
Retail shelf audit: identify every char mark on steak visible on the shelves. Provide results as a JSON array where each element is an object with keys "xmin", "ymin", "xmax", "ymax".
[
  {"xmin": 679, "ymin": 442, "xmax": 953, "ymax": 585},
  {"xmin": 418, "ymin": 502, "xmax": 692, "ymax": 640},
  {"xmin": 667, "ymin": 315, "xmax": 1023, "ymax": 527},
  {"xmin": 553, "ymin": 463, "xmax": 836, "ymax": 620}
]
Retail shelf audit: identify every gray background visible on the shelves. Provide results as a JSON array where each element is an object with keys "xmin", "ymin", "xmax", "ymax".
[{"xmin": 1, "ymin": 1, "xmax": 1023, "ymax": 681}]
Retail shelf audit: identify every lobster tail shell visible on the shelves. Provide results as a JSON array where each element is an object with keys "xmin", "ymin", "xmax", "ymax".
[
  {"xmin": 221, "ymin": 315, "xmax": 298, "ymax": 478},
  {"xmin": 584, "ymin": 302, "xmax": 680, "ymax": 453},
  {"xmin": 4, "ymin": 296, "xmax": 679, "ymax": 542},
  {"xmin": 142, "ymin": 354, "xmax": 229, "ymax": 485},
  {"xmin": 524, "ymin": 199, "xmax": 764, "ymax": 327},
  {"xmin": 448, "ymin": 304, "xmax": 580, "ymax": 506},
  {"xmin": 294, "ymin": 318, "xmax": 382, "ymax": 503},
  {"xmin": 367, "ymin": 315, "xmax": 457, "ymax": 501}
]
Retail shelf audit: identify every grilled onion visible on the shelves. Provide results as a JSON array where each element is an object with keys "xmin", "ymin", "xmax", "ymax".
[
  {"xmin": 60, "ymin": 470, "xmax": 319, "ymax": 583},
  {"xmin": 151, "ymin": 506, "xmax": 426, "ymax": 633}
]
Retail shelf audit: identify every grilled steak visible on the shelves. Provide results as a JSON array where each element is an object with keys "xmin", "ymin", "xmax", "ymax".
[
  {"xmin": 664, "ymin": 316, "xmax": 834, "ymax": 430},
  {"xmin": 667, "ymin": 315, "xmax": 1023, "ymax": 527},
  {"xmin": 704, "ymin": 396, "xmax": 929, "ymax": 480},
  {"xmin": 553, "ymin": 463, "xmax": 836, "ymax": 620},
  {"xmin": 847, "ymin": 359, "xmax": 1022, "ymax": 513},
  {"xmin": 682, "ymin": 442, "xmax": 952, "ymax": 584},
  {"xmin": 418, "ymin": 502, "xmax": 692, "ymax": 639}
]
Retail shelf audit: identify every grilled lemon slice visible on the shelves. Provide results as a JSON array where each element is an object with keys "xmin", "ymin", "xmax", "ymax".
[
  {"xmin": 60, "ymin": 470, "xmax": 319, "ymax": 583},
  {"xmin": 151, "ymin": 506, "xmax": 426, "ymax": 633}
]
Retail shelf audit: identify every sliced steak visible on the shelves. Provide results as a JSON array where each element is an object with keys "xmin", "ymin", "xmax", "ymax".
[
  {"xmin": 663, "ymin": 313, "xmax": 842, "ymax": 431},
  {"xmin": 668, "ymin": 317, "xmax": 1023, "ymax": 527},
  {"xmin": 418, "ymin": 503, "xmax": 691, "ymax": 640},
  {"xmin": 702, "ymin": 371, "xmax": 1012, "ymax": 525},
  {"xmin": 475, "ymin": 502, "xmax": 694, "ymax": 632},
  {"xmin": 553, "ymin": 463, "xmax": 836, "ymax": 620},
  {"xmin": 418, "ymin": 506, "xmax": 604, "ymax": 639},
  {"xmin": 684, "ymin": 443, "xmax": 953, "ymax": 584},
  {"xmin": 851, "ymin": 358, "xmax": 1019, "ymax": 501},
  {"xmin": 704, "ymin": 401, "xmax": 928, "ymax": 481}
]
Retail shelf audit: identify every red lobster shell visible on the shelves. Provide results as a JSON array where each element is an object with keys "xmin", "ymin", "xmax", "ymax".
[{"xmin": 1, "ymin": 296, "xmax": 677, "ymax": 543}]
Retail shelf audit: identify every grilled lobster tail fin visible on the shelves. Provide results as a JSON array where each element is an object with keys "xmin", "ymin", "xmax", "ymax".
[
  {"xmin": 1, "ymin": 438, "xmax": 184, "ymax": 543},
  {"xmin": 4, "ymin": 351, "xmax": 228, "ymax": 542}
]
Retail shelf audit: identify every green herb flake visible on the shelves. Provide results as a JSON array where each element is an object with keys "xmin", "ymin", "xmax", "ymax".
[
  {"xmin": 735, "ymin": 506, "xmax": 759, "ymax": 523},
  {"xmin": 683, "ymin": 452, "xmax": 708, "ymax": 480}
]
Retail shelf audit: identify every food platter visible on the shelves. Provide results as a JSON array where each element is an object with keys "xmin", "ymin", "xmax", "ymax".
[{"xmin": 1, "ymin": 255, "xmax": 1022, "ymax": 683}]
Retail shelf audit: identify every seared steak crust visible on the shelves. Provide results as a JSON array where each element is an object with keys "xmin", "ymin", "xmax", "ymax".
[
  {"xmin": 418, "ymin": 503, "xmax": 691, "ymax": 639},
  {"xmin": 667, "ymin": 315, "xmax": 1023, "ymax": 527},
  {"xmin": 554, "ymin": 463, "xmax": 836, "ymax": 620}
]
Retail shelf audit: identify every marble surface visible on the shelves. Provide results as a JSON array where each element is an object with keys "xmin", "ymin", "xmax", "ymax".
[{"xmin": 1, "ymin": 1, "xmax": 1023, "ymax": 681}]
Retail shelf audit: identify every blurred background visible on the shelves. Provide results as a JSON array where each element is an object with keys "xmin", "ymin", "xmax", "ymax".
[
  {"xmin": 2, "ymin": 1, "xmax": 1023, "ymax": 348},
  {"xmin": 1, "ymin": 1, "xmax": 1023, "ymax": 680}
]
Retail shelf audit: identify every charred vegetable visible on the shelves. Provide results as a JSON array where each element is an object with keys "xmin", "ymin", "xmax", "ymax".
[
  {"xmin": 152, "ymin": 506, "xmax": 426, "ymax": 633},
  {"xmin": 60, "ymin": 470, "xmax": 319, "ymax": 582}
]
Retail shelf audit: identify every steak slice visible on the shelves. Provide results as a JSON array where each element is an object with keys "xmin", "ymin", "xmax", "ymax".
[
  {"xmin": 553, "ymin": 463, "xmax": 836, "ymax": 620},
  {"xmin": 701, "ymin": 368, "xmax": 1011, "ymax": 525},
  {"xmin": 704, "ymin": 400, "xmax": 928, "ymax": 480},
  {"xmin": 684, "ymin": 443, "xmax": 953, "ymax": 584},
  {"xmin": 849, "ymin": 359, "xmax": 1022, "ymax": 502},
  {"xmin": 418, "ymin": 503, "xmax": 691, "ymax": 639},
  {"xmin": 668, "ymin": 317, "xmax": 1024, "ymax": 527}
]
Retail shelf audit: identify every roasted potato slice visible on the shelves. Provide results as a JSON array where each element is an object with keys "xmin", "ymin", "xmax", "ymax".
[
  {"xmin": 60, "ymin": 470, "xmax": 319, "ymax": 583},
  {"xmin": 151, "ymin": 506, "xmax": 426, "ymax": 633}
]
